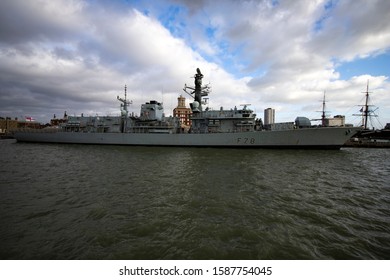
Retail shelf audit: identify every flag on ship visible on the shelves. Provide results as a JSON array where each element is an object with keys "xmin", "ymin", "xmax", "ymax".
[{"xmin": 25, "ymin": 116, "xmax": 35, "ymax": 122}]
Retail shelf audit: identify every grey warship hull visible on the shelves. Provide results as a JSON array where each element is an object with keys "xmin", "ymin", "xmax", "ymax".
[{"xmin": 13, "ymin": 127, "xmax": 358, "ymax": 149}]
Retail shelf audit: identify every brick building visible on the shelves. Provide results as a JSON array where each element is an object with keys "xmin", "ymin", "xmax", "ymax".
[{"xmin": 173, "ymin": 95, "xmax": 191, "ymax": 128}]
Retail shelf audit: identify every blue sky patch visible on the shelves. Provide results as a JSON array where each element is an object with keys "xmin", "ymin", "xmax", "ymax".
[{"xmin": 336, "ymin": 52, "xmax": 390, "ymax": 80}]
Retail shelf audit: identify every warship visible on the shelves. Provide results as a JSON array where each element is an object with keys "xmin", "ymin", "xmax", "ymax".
[{"xmin": 13, "ymin": 68, "xmax": 359, "ymax": 149}]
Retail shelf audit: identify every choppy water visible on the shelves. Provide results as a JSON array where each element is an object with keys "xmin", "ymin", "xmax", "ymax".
[{"xmin": 1, "ymin": 139, "xmax": 389, "ymax": 259}]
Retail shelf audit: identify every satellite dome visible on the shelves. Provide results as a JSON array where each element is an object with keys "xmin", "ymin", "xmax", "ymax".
[{"xmin": 192, "ymin": 101, "xmax": 200, "ymax": 108}]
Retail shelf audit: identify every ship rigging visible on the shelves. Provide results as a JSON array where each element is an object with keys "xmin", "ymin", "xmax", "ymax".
[{"xmin": 353, "ymin": 80, "xmax": 381, "ymax": 130}]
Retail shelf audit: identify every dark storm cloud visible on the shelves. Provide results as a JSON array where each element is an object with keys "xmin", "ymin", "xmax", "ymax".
[{"xmin": 0, "ymin": 0, "xmax": 86, "ymax": 45}]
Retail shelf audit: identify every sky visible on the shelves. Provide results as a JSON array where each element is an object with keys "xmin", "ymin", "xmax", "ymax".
[{"xmin": 0, "ymin": 0, "xmax": 389, "ymax": 128}]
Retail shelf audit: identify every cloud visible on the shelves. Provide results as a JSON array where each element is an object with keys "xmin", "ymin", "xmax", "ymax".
[
  {"xmin": 0, "ymin": 0, "xmax": 87, "ymax": 45},
  {"xmin": 176, "ymin": 0, "xmax": 390, "ymax": 124},
  {"xmin": 310, "ymin": 0, "xmax": 390, "ymax": 61},
  {"xmin": 0, "ymin": 0, "xmax": 389, "ymax": 127},
  {"xmin": 0, "ymin": 1, "xmax": 206, "ymax": 120},
  {"xmin": 0, "ymin": 0, "xmax": 253, "ymax": 122}
]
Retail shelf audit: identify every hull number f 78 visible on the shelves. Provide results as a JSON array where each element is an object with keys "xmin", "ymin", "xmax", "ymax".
[{"xmin": 237, "ymin": 137, "xmax": 255, "ymax": 144}]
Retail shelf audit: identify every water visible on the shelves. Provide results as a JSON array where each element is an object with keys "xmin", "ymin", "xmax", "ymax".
[{"xmin": 1, "ymin": 140, "xmax": 390, "ymax": 259}]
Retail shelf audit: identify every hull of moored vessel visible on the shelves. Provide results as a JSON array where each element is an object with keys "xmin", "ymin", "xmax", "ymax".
[{"xmin": 13, "ymin": 126, "xmax": 358, "ymax": 149}]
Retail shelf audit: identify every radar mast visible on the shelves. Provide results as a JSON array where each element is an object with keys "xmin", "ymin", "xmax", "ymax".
[
  {"xmin": 117, "ymin": 85, "xmax": 132, "ymax": 117},
  {"xmin": 183, "ymin": 68, "xmax": 211, "ymax": 112}
]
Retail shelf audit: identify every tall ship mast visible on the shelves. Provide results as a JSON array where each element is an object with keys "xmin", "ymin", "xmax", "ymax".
[
  {"xmin": 312, "ymin": 91, "xmax": 346, "ymax": 128},
  {"xmin": 321, "ymin": 91, "xmax": 326, "ymax": 127},
  {"xmin": 315, "ymin": 91, "xmax": 329, "ymax": 127},
  {"xmin": 344, "ymin": 81, "xmax": 390, "ymax": 147},
  {"xmin": 353, "ymin": 80, "xmax": 378, "ymax": 130}
]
